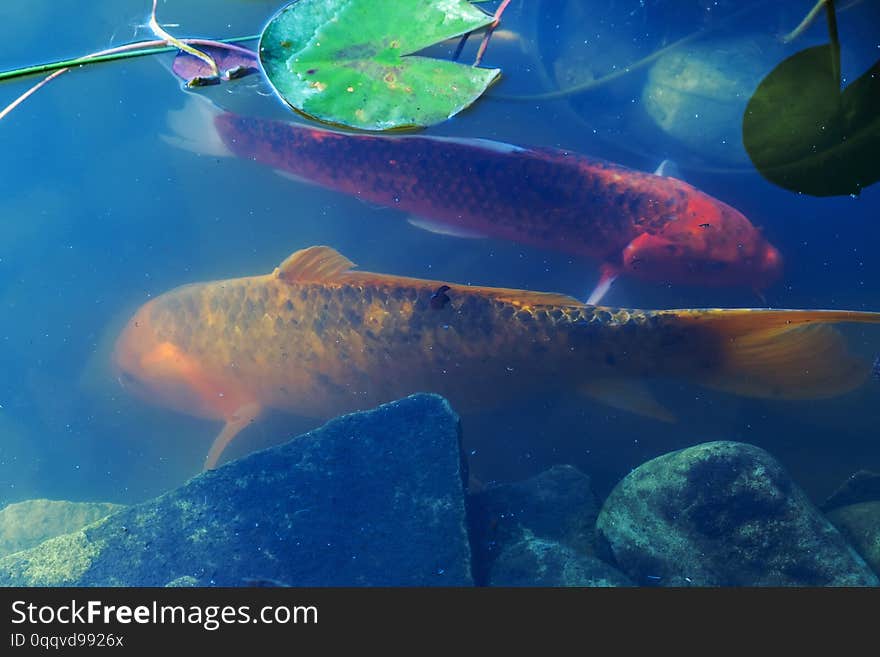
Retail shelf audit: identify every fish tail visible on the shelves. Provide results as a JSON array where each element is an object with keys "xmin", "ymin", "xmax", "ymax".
[
  {"xmin": 665, "ymin": 309, "xmax": 880, "ymax": 399},
  {"xmin": 161, "ymin": 94, "xmax": 232, "ymax": 158}
]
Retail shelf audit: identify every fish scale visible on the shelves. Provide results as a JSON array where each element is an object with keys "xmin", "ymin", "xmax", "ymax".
[{"xmin": 145, "ymin": 269, "xmax": 670, "ymax": 415}]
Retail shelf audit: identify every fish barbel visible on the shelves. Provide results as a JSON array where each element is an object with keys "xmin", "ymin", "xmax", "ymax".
[
  {"xmin": 164, "ymin": 97, "xmax": 783, "ymax": 303},
  {"xmin": 114, "ymin": 246, "xmax": 878, "ymax": 470}
]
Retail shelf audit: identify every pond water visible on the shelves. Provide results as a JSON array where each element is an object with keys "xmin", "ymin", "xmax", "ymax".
[{"xmin": 1, "ymin": 0, "xmax": 878, "ymax": 513}]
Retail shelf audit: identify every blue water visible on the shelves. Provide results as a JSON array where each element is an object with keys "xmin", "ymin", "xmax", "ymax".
[{"xmin": 0, "ymin": 0, "xmax": 878, "ymax": 508}]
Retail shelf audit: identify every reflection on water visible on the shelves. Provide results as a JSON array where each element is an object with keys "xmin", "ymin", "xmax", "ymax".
[{"xmin": 0, "ymin": 0, "xmax": 878, "ymax": 512}]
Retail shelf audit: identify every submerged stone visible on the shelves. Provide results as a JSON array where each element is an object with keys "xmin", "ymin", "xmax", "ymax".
[
  {"xmin": 0, "ymin": 499, "xmax": 123, "ymax": 559},
  {"xmin": 826, "ymin": 502, "xmax": 880, "ymax": 576},
  {"xmin": 470, "ymin": 464, "xmax": 631, "ymax": 586},
  {"xmin": 487, "ymin": 534, "xmax": 632, "ymax": 587},
  {"xmin": 596, "ymin": 441, "xmax": 878, "ymax": 587},
  {"xmin": 642, "ymin": 36, "xmax": 781, "ymax": 164},
  {"xmin": 0, "ymin": 394, "xmax": 472, "ymax": 586}
]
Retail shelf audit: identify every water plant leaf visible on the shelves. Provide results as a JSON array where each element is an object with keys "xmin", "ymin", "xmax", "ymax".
[
  {"xmin": 172, "ymin": 43, "xmax": 259, "ymax": 87},
  {"xmin": 743, "ymin": 44, "xmax": 880, "ymax": 197},
  {"xmin": 259, "ymin": 0, "xmax": 501, "ymax": 131}
]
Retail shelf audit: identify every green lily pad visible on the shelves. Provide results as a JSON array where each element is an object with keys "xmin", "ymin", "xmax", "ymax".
[
  {"xmin": 743, "ymin": 44, "xmax": 880, "ymax": 197},
  {"xmin": 259, "ymin": 0, "xmax": 501, "ymax": 131}
]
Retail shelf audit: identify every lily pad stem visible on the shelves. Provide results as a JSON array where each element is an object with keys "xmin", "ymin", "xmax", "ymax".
[
  {"xmin": 474, "ymin": 0, "xmax": 512, "ymax": 67},
  {"xmin": 0, "ymin": 37, "xmax": 257, "ymax": 122},
  {"xmin": 148, "ymin": 0, "xmax": 219, "ymax": 80},
  {"xmin": 824, "ymin": 0, "xmax": 841, "ymax": 88},
  {"xmin": 0, "ymin": 36, "xmax": 258, "ymax": 84}
]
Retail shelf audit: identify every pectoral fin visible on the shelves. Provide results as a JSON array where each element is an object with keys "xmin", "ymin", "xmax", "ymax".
[
  {"xmin": 274, "ymin": 169, "xmax": 321, "ymax": 187},
  {"xmin": 586, "ymin": 264, "xmax": 619, "ymax": 305},
  {"xmin": 653, "ymin": 159, "xmax": 683, "ymax": 179},
  {"xmin": 407, "ymin": 216, "xmax": 488, "ymax": 239},
  {"xmin": 579, "ymin": 379, "xmax": 675, "ymax": 423},
  {"xmin": 203, "ymin": 402, "xmax": 262, "ymax": 470}
]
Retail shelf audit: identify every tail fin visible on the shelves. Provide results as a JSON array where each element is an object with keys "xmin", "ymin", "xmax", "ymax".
[
  {"xmin": 663, "ymin": 309, "xmax": 880, "ymax": 399},
  {"xmin": 161, "ymin": 94, "xmax": 232, "ymax": 158}
]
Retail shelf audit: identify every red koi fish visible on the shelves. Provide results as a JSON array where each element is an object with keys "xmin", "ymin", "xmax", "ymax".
[{"xmin": 164, "ymin": 97, "xmax": 782, "ymax": 303}]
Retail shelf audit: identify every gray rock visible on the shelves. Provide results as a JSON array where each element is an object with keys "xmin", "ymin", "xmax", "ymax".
[
  {"xmin": 489, "ymin": 534, "xmax": 632, "ymax": 587},
  {"xmin": 642, "ymin": 35, "xmax": 781, "ymax": 165},
  {"xmin": 164, "ymin": 575, "xmax": 201, "ymax": 587},
  {"xmin": 827, "ymin": 502, "xmax": 880, "ymax": 576},
  {"xmin": 470, "ymin": 465, "xmax": 631, "ymax": 586},
  {"xmin": 596, "ymin": 441, "xmax": 879, "ymax": 586},
  {"xmin": 0, "ymin": 499, "xmax": 123, "ymax": 558},
  {"xmin": 472, "ymin": 465, "xmax": 599, "ymax": 554},
  {"xmin": 0, "ymin": 394, "xmax": 472, "ymax": 586}
]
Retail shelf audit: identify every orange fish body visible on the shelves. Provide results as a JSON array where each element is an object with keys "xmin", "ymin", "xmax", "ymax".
[{"xmin": 114, "ymin": 247, "xmax": 879, "ymax": 469}]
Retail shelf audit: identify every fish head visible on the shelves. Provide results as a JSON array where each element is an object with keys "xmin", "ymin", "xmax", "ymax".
[
  {"xmin": 112, "ymin": 299, "xmax": 227, "ymax": 420},
  {"xmin": 622, "ymin": 194, "xmax": 783, "ymax": 289}
]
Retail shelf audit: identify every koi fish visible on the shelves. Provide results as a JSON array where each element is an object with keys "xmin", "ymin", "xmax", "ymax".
[
  {"xmin": 114, "ymin": 245, "xmax": 877, "ymax": 470},
  {"xmin": 164, "ymin": 97, "xmax": 782, "ymax": 304}
]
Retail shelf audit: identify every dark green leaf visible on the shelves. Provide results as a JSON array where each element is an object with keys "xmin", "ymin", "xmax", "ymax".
[{"xmin": 743, "ymin": 45, "xmax": 880, "ymax": 197}]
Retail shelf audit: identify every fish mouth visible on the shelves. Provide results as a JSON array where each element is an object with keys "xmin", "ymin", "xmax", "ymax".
[{"xmin": 111, "ymin": 300, "xmax": 163, "ymax": 400}]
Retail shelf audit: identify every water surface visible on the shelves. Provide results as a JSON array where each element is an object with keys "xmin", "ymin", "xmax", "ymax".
[{"xmin": 1, "ymin": 0, "xmax": 878, "ymax": 505}]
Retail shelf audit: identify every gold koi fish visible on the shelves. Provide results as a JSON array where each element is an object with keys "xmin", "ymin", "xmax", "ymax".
[{"xmin": 113, "ymin": 246, "xmax": 880, "ymax": 469}]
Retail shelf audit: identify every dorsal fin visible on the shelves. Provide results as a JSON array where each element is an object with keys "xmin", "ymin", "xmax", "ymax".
[{"xmin": 275, "ymin": 246, "xmax": 356, "ymax": 283}]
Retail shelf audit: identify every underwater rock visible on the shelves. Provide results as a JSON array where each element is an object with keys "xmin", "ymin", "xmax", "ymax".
[
  {"xmin": 471, "ymin": 465, "xmax": 599, "ymax": 554},
  {"xmin": 826, "ymin": 502, "xmax": 880, "ymax": 576},
  {"xmin": 642, "ymin": 36, "xmax": 780, "ymax": 164},
  {"xmin": 469, "ymin": 464, "xmax": 631, "ymax": 586},
  {"xmin": 0, "ymin": 499, "xmax": 123, "ymax": 559},
  {"xmin": 548, "ymin": 1, "xmax": 643, "ymax": 100},
  {"xmin": 0, "ymin": 394, "xmax": 472, "ymax": 586},
  {"xmin": 488, "ymin": 534, "xmax": 632, "ymax": 587},
  {"xmin": 596, "ymin": 441, "xmax": 879, "ymax": 586},
  {"xmin": 164, "ymin": 575, "xmax": 202, "ymax": 587}
]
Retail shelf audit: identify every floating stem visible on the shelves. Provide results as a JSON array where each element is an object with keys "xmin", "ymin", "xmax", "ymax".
[
  {"xmin": 824, "ymin": 0, "xmax": 841, "ymax": 88},
  {"xmin": 781, "ymin": 0, "xmax": 859, "ymax": 44},
  {"xmin": 473, "ymin": 0, "xmax": 512, "ymax": 67},
  {"xmin": 0, "ymin": 36, "xmax": 258, "ymax": 83},
  {"xmin": 0, "ymin": 37, "xmax": 257, "ymax": 122},
  {"xmin": 148, "ymin": 0, "xmax": 218, "ymax": 81},
  {"xmin": 780, "ymin": 0, "xmax": 829, "ymax": 43}
]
